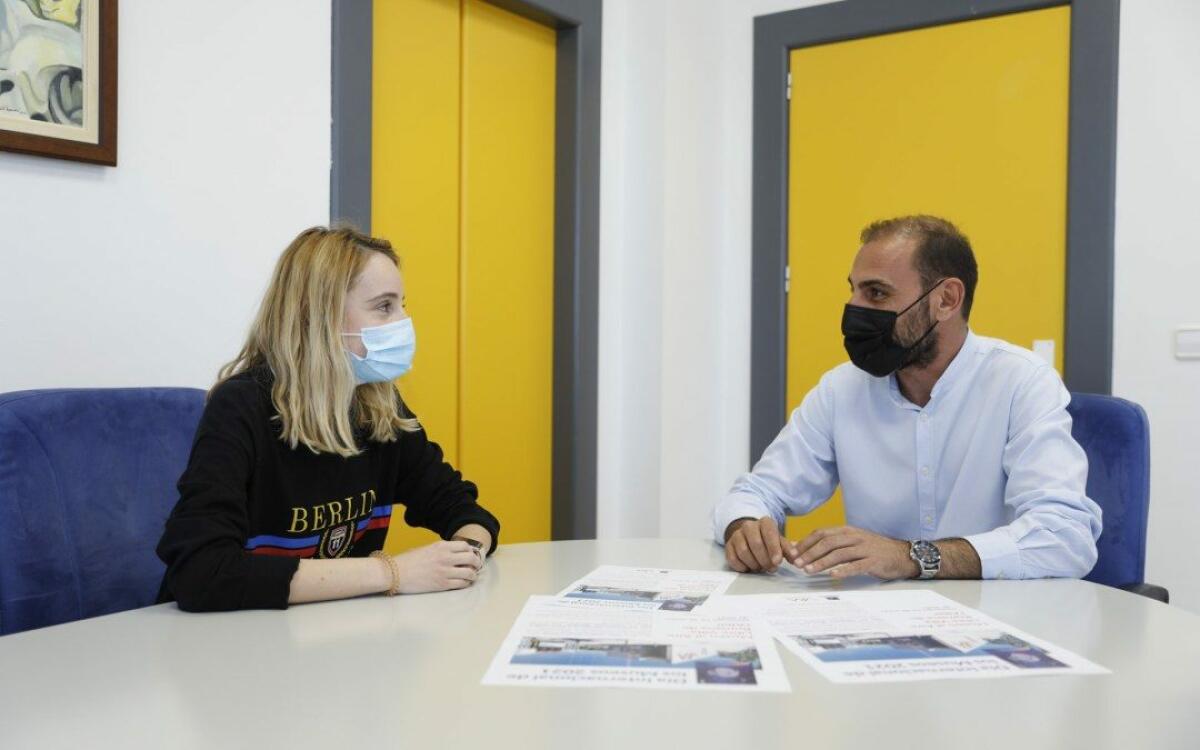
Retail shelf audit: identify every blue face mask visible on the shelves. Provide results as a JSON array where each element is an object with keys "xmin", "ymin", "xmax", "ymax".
[{"xmin": 341, "ymin": 317, "xmax": 416, "ymax": 384}]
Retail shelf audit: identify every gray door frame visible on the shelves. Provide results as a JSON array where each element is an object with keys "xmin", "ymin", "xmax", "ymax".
[
  {"xmin": 750, "ymin": 0, "xmax": 1120, "ymax": 461},
  {"xmin": 331, "ymin": 0, "xmax": 602, "ymax": 541}
]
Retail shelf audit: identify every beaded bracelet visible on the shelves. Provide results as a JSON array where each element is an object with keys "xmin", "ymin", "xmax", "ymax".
[{"xmin": 369, "ymin": 550, "xmax": 401, "ymax": 596}]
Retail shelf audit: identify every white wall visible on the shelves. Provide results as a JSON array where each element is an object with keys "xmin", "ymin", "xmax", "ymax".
[
  {"xmin": 596, "ymin": 0, "xmax": 668, "ymax": 538},
  {"xmin": 597, "ymin": 0, "xmax": 835, "ymax": 541},
  {"xmin": 597, "ymin": 0, "xmax": 1200, "ymax": 611},
  {"xmin": 0, "ymin": 1, "xmax": 331, "ymax": 392},
  {"xmin": 659, "ymin": 0, "xmax": 838, "ymax": 540},
  {"xmin": 1112, "ymin": 0, "xmax": 1200, "ymax": 612}
]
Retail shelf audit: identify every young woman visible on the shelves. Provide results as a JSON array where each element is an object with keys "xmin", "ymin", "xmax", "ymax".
[{"xmin": 156, "ymin": 226, "xmax": 499, "ymax": 611}]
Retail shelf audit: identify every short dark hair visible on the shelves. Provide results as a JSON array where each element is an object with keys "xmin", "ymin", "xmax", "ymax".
[{"xmin": 860, "ymin": 215, "xmax": 979, "ymax": 321}]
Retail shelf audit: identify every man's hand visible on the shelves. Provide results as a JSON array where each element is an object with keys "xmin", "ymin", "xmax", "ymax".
[
  {"xmin": 786, "ymin": 526, "xmax": 919, "ymax": 580},
  {"xmin": 723, "ymin": 517, "xmax": 787, "ymax": 573}
]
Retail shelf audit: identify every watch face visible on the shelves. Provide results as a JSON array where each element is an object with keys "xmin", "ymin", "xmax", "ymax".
[{"xmin": 913, "ymin": 542, "xmax": 941, "ymax": 564}]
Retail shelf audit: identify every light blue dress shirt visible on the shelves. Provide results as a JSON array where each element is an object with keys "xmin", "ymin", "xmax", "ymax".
[{"xmin": 713, "ymin": 331, "xmax": 1102, "ymax": 579}]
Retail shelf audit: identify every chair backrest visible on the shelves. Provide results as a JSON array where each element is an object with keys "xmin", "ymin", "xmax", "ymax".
[
  {"xmin": 1067, "ymin": 392, "xmax": 1151, "ymax": 589},
  {"xmin": 0, "ymin": 388, "xmax": 205, "ymax": 635}
]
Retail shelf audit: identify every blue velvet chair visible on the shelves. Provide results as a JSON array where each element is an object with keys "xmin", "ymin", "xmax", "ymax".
[
  {"xmin": 0, "ymin": 388, "xmax": 206, "ymax": 635},
  {"xmin": 1068, "ymin": 392, "xmax": 1167, "ymax": 602}
]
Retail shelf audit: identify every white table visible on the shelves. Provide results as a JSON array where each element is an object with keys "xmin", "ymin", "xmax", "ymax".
[{"xmin": 3, "ymin": 538, "xmax": 1199, "ymax": 749}]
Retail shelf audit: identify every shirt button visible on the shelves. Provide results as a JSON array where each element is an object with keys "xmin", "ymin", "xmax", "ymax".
[
  {"xmin": 919, "ymin": 413, "xmax": 929, "ymax": 422},
  {"xmin": 924, "ymin": 515, "xmax": 933, "ymax": 524},
  {"xmin": 920, "ymin": 466, "xmax": 930, "ymax": 476}
]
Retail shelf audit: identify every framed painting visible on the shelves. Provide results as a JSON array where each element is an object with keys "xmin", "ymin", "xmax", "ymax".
[{"xmin": 0, "ymin": 0, "xmax": 117, "ymax": 165}]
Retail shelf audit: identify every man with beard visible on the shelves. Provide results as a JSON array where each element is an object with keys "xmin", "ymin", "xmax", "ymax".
[{"xmin": 713, "ymin": 215, "xmax": 1101, "ymax": 581}]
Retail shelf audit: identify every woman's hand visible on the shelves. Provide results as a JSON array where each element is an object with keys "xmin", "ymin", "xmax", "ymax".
[
  {"xmin": 451, "ymin": 523, "xmax": 493, "ymax": 569},
  {"xmin": 392, "ymin": 540, "xmax": 482, "ymax": 594}
]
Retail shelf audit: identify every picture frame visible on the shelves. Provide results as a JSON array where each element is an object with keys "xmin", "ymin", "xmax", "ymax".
[{"xmin": 0, "ymin": 0, "xmax": 117, "ymax": 166}]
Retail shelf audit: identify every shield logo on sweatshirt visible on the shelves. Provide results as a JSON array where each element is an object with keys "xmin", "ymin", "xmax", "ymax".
[{"xmin": 319, "ymin": 522, "xmax": 354, "ymax": 559}]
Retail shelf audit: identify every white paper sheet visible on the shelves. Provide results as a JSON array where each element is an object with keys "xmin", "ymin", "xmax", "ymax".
[
  {"xmin": 708, "ymin": 589, "xmax": 1108, "ymax": 684},
  {"xmin": 555, "ymin": 565, "xmax": 737, "ymax": 612},
  {"xmin": 482, "ymin": 596, "xmax": 791, "ymax": 691}
]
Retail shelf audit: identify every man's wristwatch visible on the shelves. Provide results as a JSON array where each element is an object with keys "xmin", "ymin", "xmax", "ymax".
[{"xmin": 909, "ymin": 540, "xmax": 941, "ymax": 579}]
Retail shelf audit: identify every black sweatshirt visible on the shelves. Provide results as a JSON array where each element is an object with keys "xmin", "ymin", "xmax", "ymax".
[{"xmin": 156, "ymin": 367, "xmax": 500, "ymax": 611}]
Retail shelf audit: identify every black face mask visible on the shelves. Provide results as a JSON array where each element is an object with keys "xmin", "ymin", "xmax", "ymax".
[{"xmin": 841, "ymin": 280, "xmax": 945, "ymax": 377}]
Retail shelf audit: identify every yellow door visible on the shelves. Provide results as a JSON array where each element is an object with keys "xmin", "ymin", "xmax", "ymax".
[
  {"xmin": 459, "ymin": 0, "xmax": 557, "ymax": 545},
  {"xmin": 373, "ymin": 0, "xmax": 556, "ymax": 552},
  {"xmin": 785, "ymin": 7, "xmax": 1071, "ymax": 540}
]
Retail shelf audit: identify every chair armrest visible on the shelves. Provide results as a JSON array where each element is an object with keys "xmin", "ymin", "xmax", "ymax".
[{"xmin": 1119, "ymin": 582, "xmax": 1169, "ymax": 603}]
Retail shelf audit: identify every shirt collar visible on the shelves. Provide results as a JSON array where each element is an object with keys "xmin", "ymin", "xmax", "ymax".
[
  {"xmin": 887, "ymin": 329, "xmax": 978, "ymax": 408},
  {"xmin": 930, "ymin": 328, "xmax": 978, "ymax": 401}
]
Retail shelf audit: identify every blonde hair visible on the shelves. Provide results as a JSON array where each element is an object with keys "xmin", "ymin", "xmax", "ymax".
[{"xmin": 216, "ymin": 226, "xmax": 420, "ymax": 457}]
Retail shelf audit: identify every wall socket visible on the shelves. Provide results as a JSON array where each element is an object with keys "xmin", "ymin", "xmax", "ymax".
[{"xmin": 1175, "ymin": 328, "xmax": 1200, "ymax": 360}]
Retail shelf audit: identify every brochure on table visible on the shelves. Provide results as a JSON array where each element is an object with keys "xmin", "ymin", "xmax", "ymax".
[
  {"xmin": 706, "ymin": 589, "xmax": 1109, "ymax": 683},
  {"xmin": 555, "ymin": 565, "xmax": 737, "ymax": 612},
  {"xmin": 484, "ymin": 566, "xmax": 1108, "ymax": 690},
  {"xmin": 482, "ymin": 595, "xmax": 791, "ymax": 691}
]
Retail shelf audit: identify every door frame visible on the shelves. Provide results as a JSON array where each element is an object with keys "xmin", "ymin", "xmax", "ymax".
[
  {"xmin": 749, "ymin": 0, "xmax": 1120, "ymax": 462},
  {"xmin": 330, "ymin": 0, "xmax": 602, "ymax": 540}
]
